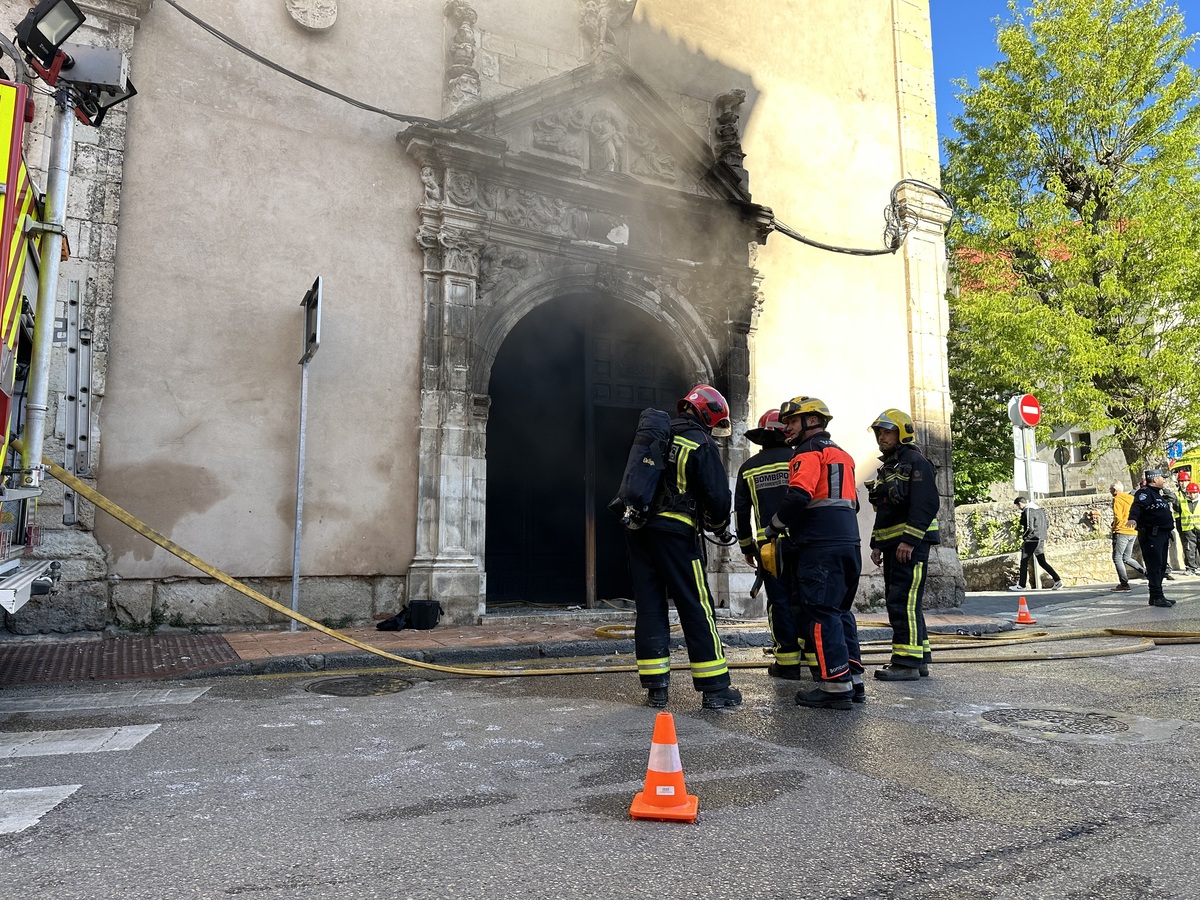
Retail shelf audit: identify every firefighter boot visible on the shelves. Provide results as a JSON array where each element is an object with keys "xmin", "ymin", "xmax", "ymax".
[
  {"xmin": 701, "ymin": 687, "xmax": 743, "ymax": 710},
  {"xmin": 646, "ymin": 687, "xmax": 669, "ymax": 708},
  {"xmin": 874, "ymin": 664, "xmax": 920, "ymax": 681},
  {"xmin": 851, "ymin": 675, "xmax": 866, "ymax": 704},
  {"xmin": 767, "ymin": 662, "xmax": 805, "ymax": 680},
  {"xmin": 795, "ymin": 684, "xmax": 854, "ymax": 711}
]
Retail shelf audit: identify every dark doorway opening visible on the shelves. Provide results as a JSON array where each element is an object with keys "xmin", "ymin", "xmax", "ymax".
[{"xmin": 486, "ymin": 295, "xmax": 688, "ymax": 607}]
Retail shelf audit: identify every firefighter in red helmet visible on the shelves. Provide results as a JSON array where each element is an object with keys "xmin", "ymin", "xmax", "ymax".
[
  {"xmin": 626, "ymin": 384, "xmax": 742, "ymax": 710},
  {"xmin": 734, "ymin": 409, "xmax": 802, "ymax": 679},
  {"xmin": 764, "ymin": 396, "xmax": 864, "ymax": 709}
]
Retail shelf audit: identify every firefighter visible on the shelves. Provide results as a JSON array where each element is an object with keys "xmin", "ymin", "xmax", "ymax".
[
  {"xmin": 865, "ymin": 409, "xmax": 938, "ymax": 681},
  {"xmin": 763, "ymin": 396, "xmax": 864, "ymax": 710},
  {"xmin": 734, "ymin": 409, "xmax": 803, "ymax": 679},
  {"xmin": 1128, "ymin": 469, "xmax": 1176, "ymax": 607},
  {"xmin": 1180, "ymin": 482, "xmax": 1200, "ymax": 574},
  {"xmin": 627, "ymin": 384, "xmax": 743, "ymax": 710}
]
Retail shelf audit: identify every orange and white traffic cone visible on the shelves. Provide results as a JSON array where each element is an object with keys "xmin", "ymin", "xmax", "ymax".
[
  {"xmin": 1015, "ymin": 595, "xmax": 1037, "ymax": 624},
  {"xmin": 629, "ymin": 711, "xmax": 699, "ymax": 823}
]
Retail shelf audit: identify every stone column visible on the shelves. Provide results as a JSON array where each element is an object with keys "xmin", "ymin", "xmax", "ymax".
[
  {"xmin": 408, "ymin": 189, "xmax": 490, "ymax": 625},
  {"xmin": 896, "ymin": 183, "xmax": 965, "ymax": 607}
]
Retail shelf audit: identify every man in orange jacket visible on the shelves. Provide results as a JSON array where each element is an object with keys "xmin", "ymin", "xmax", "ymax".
[{"xmin": 1109, "ymin": 481, "xmax": 1146, "ymax": 592}]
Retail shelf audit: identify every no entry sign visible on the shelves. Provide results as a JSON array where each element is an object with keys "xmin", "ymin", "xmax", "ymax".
[{"xmin": 1008, "ymin": 394, "xmax": 1041, "ymax": 427}]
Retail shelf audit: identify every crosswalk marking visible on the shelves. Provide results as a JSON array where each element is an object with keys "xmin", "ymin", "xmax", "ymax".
[
  {"xmin": 0, "ymin": 686, "xmax": 209, "ymax": 715},
  {"xmin": 0, "ymin": 785, "xmax": 81, "ymax": 834},
  {"xmin": 0, "ymin": 724, "xmax": 160, "ymax": 758}
]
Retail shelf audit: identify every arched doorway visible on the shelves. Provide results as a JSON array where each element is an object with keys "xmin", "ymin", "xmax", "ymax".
[{"xmin": 486, "ymin": 295, "xmax": 689, "ymax": 607}]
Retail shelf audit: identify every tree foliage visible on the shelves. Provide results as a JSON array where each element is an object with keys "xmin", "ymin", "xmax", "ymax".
[{"xmin": 943, "ymin": 0, "xmax": 1200, "ymax": 500}]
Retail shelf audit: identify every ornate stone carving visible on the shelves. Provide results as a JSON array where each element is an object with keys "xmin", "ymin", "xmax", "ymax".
[
  {"xmin": 420, "ymin": 166, "xmax": 443, "ymax": 205},
  {"xmin": 589, "ymin": 110, "xmax": 625, "ymax": 172},
  {"xmin": 444, "ymin": 171, "xmax": 478, "ymax": 207},
  {"xmin": 479, "ymin": 245, "xmax": 530, "ymax": 296},
  {"xmin": 580, "ymin": 0, "xmax": 638, "ymax": 60},
  {"xmin": 285, "ymin": 0, "xmax": 337, "ymax": 31},
  {"xmin": 477, "ymin": 184, "xmax": 576, "ymax": 235},
  {"xmin": 714, "ymin": 89, "xmax": 748, "ymax": 189},
  {"xmin": 628, "ymin": 122, "xmax": 676, "ymax": 182},
  {"xmin": 532, "ymin": 109, "xmax": 588, "ymax": 158},
  {"xmin": 440, "ymin": 229, "xmax": 485, "ymax": 276},
  {"xmin": 444, "ymin": 1, "xmax": 481, "ymax": 113}
]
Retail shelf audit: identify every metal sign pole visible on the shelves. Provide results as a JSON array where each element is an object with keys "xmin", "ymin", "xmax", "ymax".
[{"xmin": 290, "ymin": 277, "xmax": 322, "ymax": 631}]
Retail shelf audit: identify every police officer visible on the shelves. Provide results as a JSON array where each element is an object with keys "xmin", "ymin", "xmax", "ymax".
[
  {"xmin": 734, "ymin": 409, "xmax": 802, "ymax": 679},
  {"xmin": 764, "ymin": 396, "xmax": 864, "ymax": 710},
  {"xmin": 627, "ymin": 384, "xmax": 743, "ymax": 709},
  {"xmin": 866, "ymin": 409, "xmax": 939, "ymax": 681},
  {"xmin": 1128, "ymin": 469, "xmax": 1176, "ymax": 608}
]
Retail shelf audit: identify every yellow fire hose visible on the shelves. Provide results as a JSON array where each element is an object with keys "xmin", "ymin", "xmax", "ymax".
[{"xmin": 19, "ymin": 439, "xmax": 1200, "ymax": 681}]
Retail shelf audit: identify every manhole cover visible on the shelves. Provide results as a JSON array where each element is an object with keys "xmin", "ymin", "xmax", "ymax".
[
  {"xmin": 981, "ymin": 708, "xmax": 1130, "ymax": 735},
  {"xmin": 306, "ymin": 675, "xmax": 414, "ymax": 697}
]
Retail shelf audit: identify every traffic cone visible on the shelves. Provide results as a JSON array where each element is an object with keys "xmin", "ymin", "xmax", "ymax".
[
  {"xmin": 1015, "ymin": 595, "xmax": 1037, "ymax": 624},
  {"xmin": 629, "ymin": 711, "xmax": 699, "ymax": 823}
]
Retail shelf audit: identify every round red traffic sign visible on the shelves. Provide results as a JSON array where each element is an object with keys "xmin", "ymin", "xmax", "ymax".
[{"xmin": 1015, "ymin": 393, "xmax": 1041, "ymax": 426}]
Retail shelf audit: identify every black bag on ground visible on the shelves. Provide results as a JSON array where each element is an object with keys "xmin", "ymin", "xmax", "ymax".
[
  {"xmin": 408, "ymin": 599, "xmax": 444, "ymax": 630},
  {"xmin": 376, "ymin": 607, "xmax": 411, "ymax": 631},
  {"xmin": 610, "ymin": 407, "xmax": 672, "ymax": 529}
]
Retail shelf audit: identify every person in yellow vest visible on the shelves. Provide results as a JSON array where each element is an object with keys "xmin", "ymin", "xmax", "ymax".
[
  {"xmin": 1179, "ymin": 481, "xmax": 1200, "ymax": 575},
  {"xmin": 1108, "ymin": 481, "xmax": 1146, "ymax": 592}
]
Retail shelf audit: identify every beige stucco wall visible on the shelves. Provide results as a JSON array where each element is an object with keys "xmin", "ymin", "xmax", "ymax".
[
  {"xmin": 96, "ymin": 0, "xmax": 449, "ymax": 578},
  {"xmin": 634, "ymin": 0, "xmax": 944, "ymax": 544}
]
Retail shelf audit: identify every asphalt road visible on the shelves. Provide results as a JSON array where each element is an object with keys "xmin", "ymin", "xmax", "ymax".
[{"xmin": 1, "ymin": 585, "xmax": 1198, "ymax": 899}]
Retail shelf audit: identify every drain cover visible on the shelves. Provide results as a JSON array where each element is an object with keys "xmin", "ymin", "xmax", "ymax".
[
  {"xmin": 977, "ymin": 705, "xmax": 1187, "ymax": 746},
  {"xmin": 982, "ymin": 708, "xmax": 1130, "ymax": 735},
  {"xmin": 307, "ymin": 675, "xmax": 414, "ymax": 697}
]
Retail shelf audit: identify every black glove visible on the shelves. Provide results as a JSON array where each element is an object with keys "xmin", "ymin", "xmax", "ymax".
[
  {"xmin": 714, "ymin": 527, "xmax": 735, "ymax": 544},
  {"xmin": 763, "ymin": 522, "xmax": 783, "ymax": 541}
]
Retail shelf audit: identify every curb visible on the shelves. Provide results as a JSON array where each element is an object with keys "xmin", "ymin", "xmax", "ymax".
[{"xmin": 180, "ymin": 618, "xmax": 1015, "ymax": 681}]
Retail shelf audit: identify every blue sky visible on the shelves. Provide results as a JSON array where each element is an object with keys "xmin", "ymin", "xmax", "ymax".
[{"xmin": 929, "ymin": 0, "xmax": 1200, "ymax": 152}]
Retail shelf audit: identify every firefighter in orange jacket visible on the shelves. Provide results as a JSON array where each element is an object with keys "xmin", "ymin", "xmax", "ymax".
[
  {"xmin": 763, "ymin": 396, "xmax": 864, "ymax": 709},
  {"xmin": 866, "ymin": 409, "xmax": 939, "ymax": 680},
  {"xmin": 734, "ymin": 409, "xmax": 802, "ymax": 679},
  {"xmin": 627, "ymin": 384, "xmax": 743, "ymax": 710}
]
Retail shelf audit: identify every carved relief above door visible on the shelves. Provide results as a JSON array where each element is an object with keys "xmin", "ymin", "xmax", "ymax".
[{"xmin": 399, "ymin": 54, "xmax": 772, "ymax": 624}]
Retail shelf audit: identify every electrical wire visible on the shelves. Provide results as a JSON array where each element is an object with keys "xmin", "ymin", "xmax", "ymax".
[
  {"xmin": 772, "ymin": 178, "xmax": 956, "ymax": 256},
  {"xmin": 160, "ymin": 0, "xmax": 443, "ymax": 128}
]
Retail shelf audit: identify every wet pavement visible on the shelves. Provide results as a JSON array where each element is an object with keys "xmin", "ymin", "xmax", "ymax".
[{"xmin": 0, "ymin": 605, "xmax": 1012, "ymax": 686}]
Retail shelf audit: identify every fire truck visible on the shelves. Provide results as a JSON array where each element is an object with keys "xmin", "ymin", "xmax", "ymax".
[{"xmin": 0, "ymin": 76, "xmax": 59, "ymax": 615}]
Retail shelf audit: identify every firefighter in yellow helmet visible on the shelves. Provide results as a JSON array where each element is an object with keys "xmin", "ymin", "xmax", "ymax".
[
  {"xmin": 865, "ymin": 409, "xmax": 939, "ymax": 680},
  {"xmin": 734, "ymin": 409, "xmax": 802, "ymax": 678},
  {"xmin": 763, "ymin": 396, "xmax": 864, "ymax": 708}
]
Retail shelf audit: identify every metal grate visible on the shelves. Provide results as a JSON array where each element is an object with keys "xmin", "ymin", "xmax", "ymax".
[
  {"xmin": 0, "ymin": 634, "xmax": 240, "ymax": 685},
  {"xmin": 306, "ymin": 675, "xmax": 414, "ymax": 697}
]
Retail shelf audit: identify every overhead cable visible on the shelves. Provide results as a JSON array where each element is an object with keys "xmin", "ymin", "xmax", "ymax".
[
  {"xmin": 161, "ymin": 0, "xmax": 443, "ymax": 127},
  {"xmin": 772, "ymin": 178, "xmax": 956, "ymax": 256}
]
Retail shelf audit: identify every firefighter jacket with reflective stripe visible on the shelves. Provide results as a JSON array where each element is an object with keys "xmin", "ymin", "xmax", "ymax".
[
  {"xmin": 867, "ymin": 443, "xmax": 941, "ymax": 549},
  {"xmin": 734, "ymin": 445, "xmax": 793, "ymax": 551},
  {"xmin": 1181, "ymin": 497, "xmax": 1200, "ymax": 532},
  {"xmin": 771, "ymin": 431, "xmax": 859, "ymax": 545},
  {"xmin": 1129, "ymin": 485, "xmax": 1174, "ymax": 531},
  {"xmin": 648, "ymin": 415, "xmax": 731, "ymax": 535}
]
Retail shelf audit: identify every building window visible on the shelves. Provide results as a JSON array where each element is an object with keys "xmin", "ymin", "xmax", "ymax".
[{"xmin": 1071, "ymin": 432, "xmax": 1092, "ymax": 464}]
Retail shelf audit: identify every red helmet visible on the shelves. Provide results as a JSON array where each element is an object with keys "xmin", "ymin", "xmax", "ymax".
[
  {"xmin": 1188, "ymin": 482, "xmax": 1200, "ymax": 495},
  {"xmin": 745, "ymin": 408, "xmax": 786, "ymax": 445},
  {"xmin": 678, "ymin": 384, "xmax": 731, "ymax": 437},
  {"xmin": 1179, "ymin": 470, "xmax": 1191, "ymax": 483}
]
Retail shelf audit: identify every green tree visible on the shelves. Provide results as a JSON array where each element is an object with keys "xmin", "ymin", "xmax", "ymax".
[{"xmin": 943, "ymin": 0, "xmax": 1200, "ymax": 499}]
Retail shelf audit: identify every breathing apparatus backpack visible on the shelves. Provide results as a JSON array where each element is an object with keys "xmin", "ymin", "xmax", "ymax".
[{"xmin": 609, "ymin": 407, "xmax": 672, "ymax": 529}]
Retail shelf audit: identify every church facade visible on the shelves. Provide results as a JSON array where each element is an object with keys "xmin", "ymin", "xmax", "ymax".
[{"xmin": 2, "ymin": 0, "xmax": 962, "ymax": 633}]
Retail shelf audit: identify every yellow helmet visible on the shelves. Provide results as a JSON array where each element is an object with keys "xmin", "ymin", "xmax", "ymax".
[
  {"xmin": 779, "ymin": 396, "xmax": 832, "ymax": 423},
  {"xmin": 870, "ymin": 408, "xmax": 916, "ymax": 444}
]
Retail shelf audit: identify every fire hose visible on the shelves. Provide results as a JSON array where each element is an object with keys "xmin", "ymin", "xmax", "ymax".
[{"xmin": 18, "ymin": 439, "xmax": 1200, "ymax": 680}]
